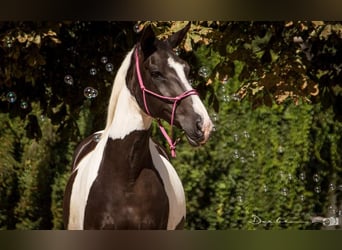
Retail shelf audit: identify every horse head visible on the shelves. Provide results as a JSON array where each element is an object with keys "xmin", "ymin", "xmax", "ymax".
[{"xmin": 128, "ymin": 23, "xmax": 213, "ymax": 150}]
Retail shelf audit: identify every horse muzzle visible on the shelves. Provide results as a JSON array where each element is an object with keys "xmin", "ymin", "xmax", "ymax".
[{"xmin": 185, "ymin": 117, "xmax": 213, "ymax": 147}]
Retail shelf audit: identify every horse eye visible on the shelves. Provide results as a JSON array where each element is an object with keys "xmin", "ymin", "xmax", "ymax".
[{"xmin": 150, "ymin": 71, "xmax": 163, "ymax": 79}]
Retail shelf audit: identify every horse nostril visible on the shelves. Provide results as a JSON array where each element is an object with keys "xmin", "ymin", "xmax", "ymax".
[{"xmin": 196, "ymin": 118, "xmax": 203, "ymax": 133}]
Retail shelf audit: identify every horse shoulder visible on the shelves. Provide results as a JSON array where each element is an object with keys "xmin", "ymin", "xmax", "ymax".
[
  {"xmin": 149, "ymin": 139, "xmax": 186, "ymax": 229},
  {"xmin": 150, "ymin": 138, "xmax": 170, "ymax": 160},
  {"xmin": 71, "ymin": 131, "xmax": 104, "ymax": 172},
  {"xmin": 64, "ymin": 130, "xmax": 104, "ymax": 229}
]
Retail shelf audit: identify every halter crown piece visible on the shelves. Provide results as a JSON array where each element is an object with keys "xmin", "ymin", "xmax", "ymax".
[{"xmin": 135, "ymin": 48, "xmax": 198, "ymax": 157}]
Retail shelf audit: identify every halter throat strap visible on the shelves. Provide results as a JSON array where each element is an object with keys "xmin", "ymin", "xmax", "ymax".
[{"xmin": 134, "ymin": 48, "xmax": 198, "ymax": 157}]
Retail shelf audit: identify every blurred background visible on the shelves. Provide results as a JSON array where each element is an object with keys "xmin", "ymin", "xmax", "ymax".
[{"xmin": 0, "ymin": 21, "xmax": 341, "ymax": 229}]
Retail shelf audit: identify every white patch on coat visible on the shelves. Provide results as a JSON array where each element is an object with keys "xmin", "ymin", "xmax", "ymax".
[
  {"xmin": 167, "ymin": 56, "xmax": 213, "ymax": 141},
  {"xmin": 71, "ymin": 131, "xmax": 103, "ymax": 171},
  {"xmin": 149, "ymin": 139, "xmax": 186, "ymax": 229},
  {"xmin": 105, "ymin": 49, "xmax": 134, "ymax": 131},
  {"xmin": 68, "ymin": 130, "xmax": 109, "ymax": 229},
  {"xmin": 105, "ymin": 47, "xmax": 151, "ymax": 140},
  {"xmin": 108, "ymin": 84, "xmax": 151, "ymax": 140}
]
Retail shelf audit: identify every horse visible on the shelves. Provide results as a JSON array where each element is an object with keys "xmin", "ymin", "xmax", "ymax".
[{"xmin": 63, "ymin": 23, "xmax": 213, "ymax": 230}]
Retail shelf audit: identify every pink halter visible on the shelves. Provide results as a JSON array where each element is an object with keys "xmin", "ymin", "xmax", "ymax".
[{"xmin": 135, "ymin": 49, "xmax": 198, "ymax": 157}]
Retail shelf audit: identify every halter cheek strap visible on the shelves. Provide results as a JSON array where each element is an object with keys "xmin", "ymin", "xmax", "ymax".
[{"xmin": 135, "ymin": 49, "xmax": 198, "ymax": 157}]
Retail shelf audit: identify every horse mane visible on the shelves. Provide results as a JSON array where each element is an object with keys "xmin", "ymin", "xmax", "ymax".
[{"xmin": 104, "ymin": 47, "xmax": 135, "ymax": 132}]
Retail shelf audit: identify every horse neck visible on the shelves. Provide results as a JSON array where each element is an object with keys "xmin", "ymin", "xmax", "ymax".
[
  {"xmin": 105, "ymin": 80, "xmax": 153, "ymax": 181},
  {"xmin": 106, "ymin": 83, "xmax": 151, "ymax": 142},
  {"xmin": 105, "ymin": 49, "xmax": 152, "ymax": 142}
]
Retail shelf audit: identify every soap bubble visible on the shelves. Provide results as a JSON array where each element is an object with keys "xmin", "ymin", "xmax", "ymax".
[
  {"xmin": 211, "ymin": 112, "xmax": 219, "ymax": 122},
  {"xmin": 231, "ymin": 93, "xmax": 240, "ymax": 102},
  {"xmin": 233, "ymin": 134, "xmax": 239, "ymax": 142},
  {"xmin": 327, "ymin": 205, "xmax": 337, "ymax": 216},
  {"xmin": 105, "ymin": 63, "xmax": 114, "ymax": 72},
  {"xmin": 89, "ymin": 68, "xmax": 97, "ymax": 76},
  {"xmin": 6, "ymin": 92, "xmax": 17, "ymax": 103},
  {"xmin": 133, "ymin": 23, "xmax": 142, "ymax": 33},
  {"xmin": 313, "ymin": 174, "xmax": 320, "ymax": 183},
  {"xmin": 5, "ymin": 38, "xmax": 13, "ymax": 48},
  {"xmin": 100, "ymin": 56, "xmax": 108, "ymax": 64},
  {"xmin": 329, "ymin": 183, "xmax": 335, "ymax": 192},
  {"xmin": 174, "ymin": 47, "xmax": 181, "ymax": 56},
  {"xmin": 299, "ymin": 172, "xmax": 306, "ymax": 181},
  {"xmin": 20, "ymin": 100, "xmax": 28, "ymax": 109},
  {"xmin": 281, "ymin": 187, "xmax": 288, "ymax": 197},
  {"xmin": 277, "ymin": 145, "xmax": 284, "ymax": 154},
  {"xmin": 222, "ymin": 94, "xmax": 230, "ymax": 103},
  {"xmin": 240, "ymin": 157, "xmax": 247, "ymax": 164},
  {"xmin": 219, "ymin": 85, "xmax": 229, "ymax": 102},
  {"xmin": 221, "ymin": 75, "xmax": 228, "ymax": 84},
  {"xmin": 233, "ymin": 150, "xmax": 240, "ymax": 160},
  {"xmin": 314, "ymin": 186, "xmax": 321, "ymax": 193},
  {"xmin": 243, "ymin": 130, "xmax": 250, "ymax": 139},
  {"xmin": 236, "ymin": 195, "xmax": 243, "ymax": 203},
  {"xmin": 198, "ymin": 66, "xmax": 211, "ymax": 78},
  {"xmin": 64, "ymin": 75, "xmax": 74, "ymax": 85},
  {"xmin": 212, "ymin": 125, "xmax": 217, "ymax": 133},
  {"xmin": 219, "ymin": 84, "xmax": 227, "ymax": 93},
  {"xmin": 84, "ymin": 87, "xmax": 98, "ymax": 99},
  {"xmin": 93, "ymin": 133, "xmax": 101, "ymax": 142},
  {"xmin": 322, "ymin": 218, "xmax": 332, "ymax": 226}
]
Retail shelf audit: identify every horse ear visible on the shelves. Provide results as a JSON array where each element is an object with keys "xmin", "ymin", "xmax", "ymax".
[
  {"xmin": 167, "ymin": 22, "xmax": 191, "ymax": 48},
  {"xmin": 138, "ymin": 25, "xmax": 156, "ymax": 59}
]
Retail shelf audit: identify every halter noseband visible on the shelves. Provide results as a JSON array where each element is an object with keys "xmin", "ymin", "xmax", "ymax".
[{"xmin": 135, "ymin": 48, "xmax": 198, "ymax": 157}]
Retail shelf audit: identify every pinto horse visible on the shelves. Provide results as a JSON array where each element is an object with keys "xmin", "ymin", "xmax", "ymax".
[{"xmin": 63, "ymin": 23, "xmax": 213, "ymax": 230}]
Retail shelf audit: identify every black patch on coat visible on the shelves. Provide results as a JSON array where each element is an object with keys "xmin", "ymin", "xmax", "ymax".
[{"xmin": 83, "ymin": 130, "xmax": 170, "ymax": 229}]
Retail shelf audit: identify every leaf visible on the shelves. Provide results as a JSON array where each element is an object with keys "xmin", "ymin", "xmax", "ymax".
[
  {"xmin": 184, "ymin": 36, "xmax": 192, "ymax": 51},
  {"xmin": 170, "ymin": 21, "xmax": 188, "ymax": 32},
  {"xmin": 320, "ymin": 25, "xmax": 332, "ymax": 40},
  {"xmin": 49, "ymin": 37, "xmax": 61, "ymax": 44},
  {"xmin": 285, "ymin": 21, "xmax": 293, "ymax": 27},
  {"xmin": 43, "ymin": 30, "xmax": 57, "ymax": 37},
  {"xmin": 17, "ymin": 33, "xmax": 28, "ymax": 43},
  {"xmin": 190, "ymin": 33, "xmax": 202, "ymax": 43},
  {"xmin": 311, "ymin": 21, "xmax": 324, "ymax": 27},
  {"xmin": 33, "ymin": 35, "xmax": 41, "ymax": 45}
]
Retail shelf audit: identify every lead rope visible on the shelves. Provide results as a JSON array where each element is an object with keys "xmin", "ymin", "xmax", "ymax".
[{"xmin": 135, "ymin": 49, "xmax": 198, "ymax": 157}]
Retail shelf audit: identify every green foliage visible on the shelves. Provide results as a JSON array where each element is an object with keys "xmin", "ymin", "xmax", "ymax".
[
  {"xmin": 0, "ymin": 21, "xmax": 341, "ymax": 229},
  {"xmin": 175, "ymin": 79, "xmax": 342, "ymax": 229},
  {"xmin": 0, "ymin": 113, "xmax": 19, "ymax": 229}
]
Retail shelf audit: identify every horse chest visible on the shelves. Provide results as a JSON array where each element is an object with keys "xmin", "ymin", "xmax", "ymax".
[
  {"xmin": 66, "ymin": 133, "xmax": 185, "ymax": 229},
  {"xmin": 84, "ymin": 166, "xmax": 170, "ymax": 229}
]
